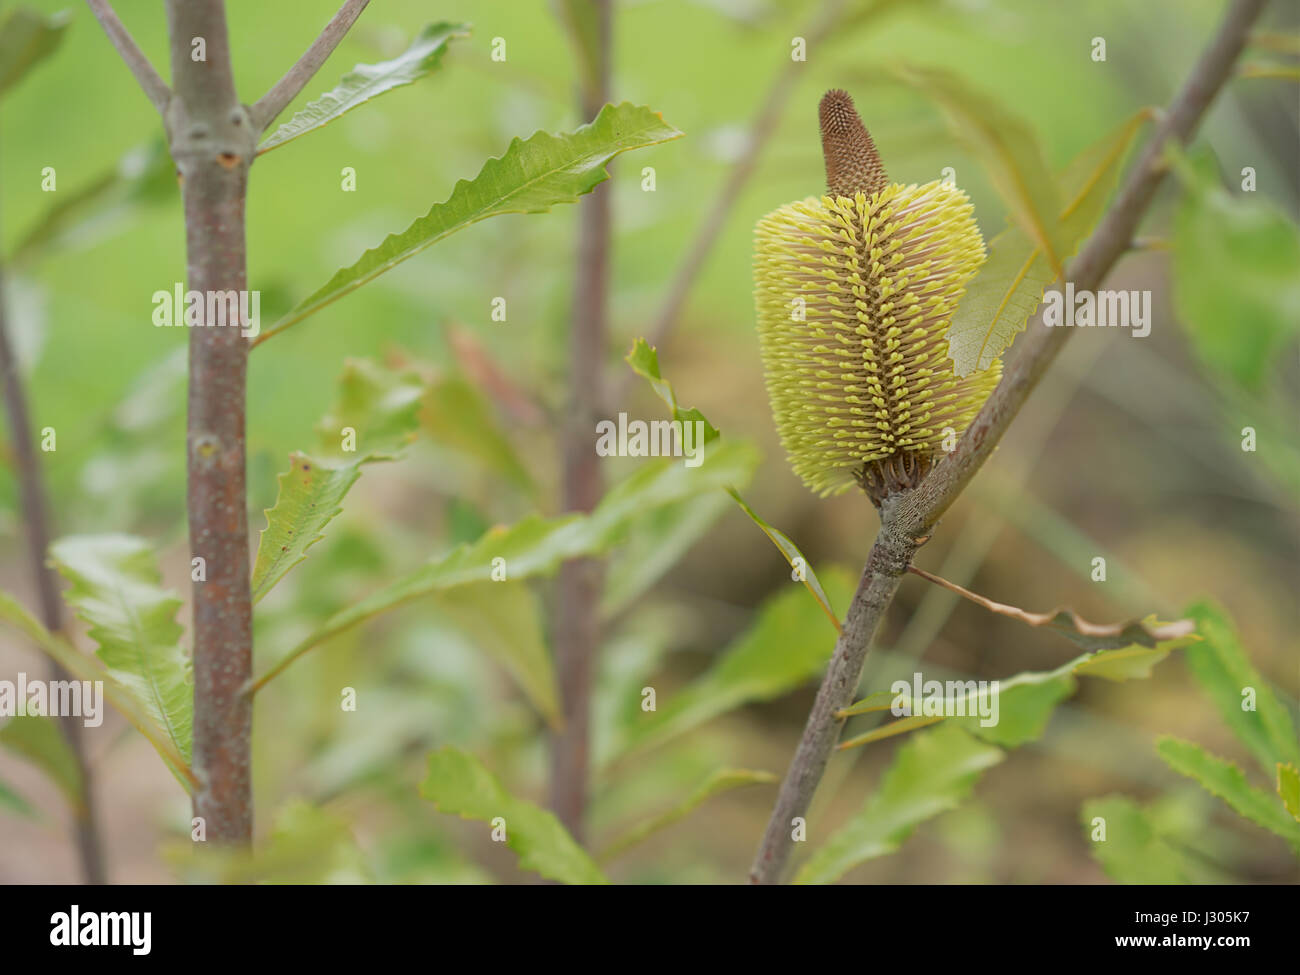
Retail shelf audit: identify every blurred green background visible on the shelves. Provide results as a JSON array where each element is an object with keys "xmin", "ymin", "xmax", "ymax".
[{"xmin": 1, "ymin": 0, "xmax": 1296, "ymax": 883}]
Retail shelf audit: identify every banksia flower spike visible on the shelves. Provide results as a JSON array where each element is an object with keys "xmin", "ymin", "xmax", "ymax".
[{"xmin": 755, "ymin": 89, "xmax": 1000, "ymax": 502}]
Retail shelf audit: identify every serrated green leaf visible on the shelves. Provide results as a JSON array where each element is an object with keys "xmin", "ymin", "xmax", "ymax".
[
  {"xmin": 1279, "ymin": 764, "xmax": 1300, "ymax": 822},
  {"xmin": 1171, "ymin": 147, "xmax": 1300, "ymax": 391},
  {"xmin": 0, "ymin": 716, "xmax": 81, "ymax": 811},
  {"xmin": 598, "ymin": 768, "xmax": 776, "ymax": 862},
  {"xmin": 621, "ymin": 569, "xmax": 853, "ymax": 757},
  {"xmin": 252, "ymin": 359, "xmax": 424, "ymax": 603},
  {"xmin": 252, "ymin": 441, "xmax": 756, "ymax": 692},
  {"xmin": 797, "ymin": 723, "xmax": 1004, "ymax": 884},
  {"xmin": 625, "ymin": 338, "xmax": 720, "ymax": 443},
  {"xmin": 259, "ymin": 22, "xmax": 469, "ymax": 154},
  {"xmin": 258, "ymin": 102, "xmax": 682, "ymax": 343},
  {"xmin": 431, "ymin": 581, "xmax": 560, "ymax": 726},
  {"xmin": 49, "ymin": 535, "xmax": 191, "ymax": 766},
  {"xmin": 947, "ymin": 109, "xmax": 1149, "ymax": 376},
  {"xmin": 1156, "ymin": 736, "xmax": 1300, "ymax": 847},
  {"xmin": 1183, "ymin": 600, "xmax": 1300, "ymax": 773},
  {"xmin": 0, "ymin": 6, "xmax": 69, "ymax": 97},
  {"xmin": 420, "ymin": 746, "xmax": 607, "ymax": 884},
  {"xmin": 894, "ymin": 62, "xmax": 1062, "ymax": 274},
  {"xmin": 0, "ymin": 589, "xmax": 195, "ymax": 790},
  {"xmin": 1080, "ymin": 795, "xmax": 1190, "ymax": 883}
]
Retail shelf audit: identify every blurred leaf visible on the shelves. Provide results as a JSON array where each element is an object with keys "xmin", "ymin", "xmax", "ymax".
[
  {"xmin": 0, "ymin": 6, "xmax": 69, "ymax": 97},
  {"xmin": 796, "ymin": 723, "xmax": 1004, "ymax": 884},
  {"xmin": 259, "ymin": 23, "xmax": 469, "ymax": 154},
  {"xmin": 1183, "ymin": 600, "xmax": 1300, "ymax": 773},
  {"xmin": 0, "ymin": 778, "xmax": 33, "ymax": 817},
  {"xmin": 0, "ymin": 716, "xmax": 81, "ymax": 811},
  {"xmin": 253, "ymin": 441, "xmax": 756, "ymax": 691},
  {"xmin": 1239, "ymin": 62, "xmax": 1300, "ymax": 80},
  {"xmin": 420, "ymin": 746, "xmax": 607, "ymax": 884},
  {"xmin": 252, "ymin": 359, "xmax": 424, "ymax": 603},
  {"xmin": 0, "ymin": 590, "xmax": 195, "ymax": 790},
  {"xmin": 1156, "ymin": 736, "xmax": 1300, "ymax": 847},
  {"xmin": 260, "ymin": 103, "xmax": 682, "ymax": 343},
  {"xmin": 167, "ymin": 801, "xmax": 369, "ymax": 883},
  {"xmin": 894, "ymin": 63, "xmax": 1062, "ymax": 273},
  {"xmin": 424, "ymin": 376, "xmax": 534, "ymax": 494},
  {"xmin": 1279, "ymin": 764, "xmax": 1300, "ymax": 822},
  {"xmin": 9, "ymin": 141, "xmax": 174, "ymax": 266},
  {"xmin": 598, "ymin": 767, "xmax": 776, "ymax": 862},
  {"xmin": 840, "ymin": 640, "xmax": 1192, "ymax": 750},
  {"xmin": 622, "ymin": 568, "xmax": 852, "ymax": 756},
  {"xmin": 49, "ymin": 535, "xmax": 192, "ymax": 765},
  {"xmin": 948, "ymin": 110, "xmax": 1149, "ymax": 375},
  {"xmin": 1080, "ymin": 795, "xmax": 1190, "ymax": 883},
  {"xmin": 1172, "ymin": 146, "xmax": 1300, "ymax": 391},
  {"xmin": 432, "ymin": 581, "xmax": 559, "ymax": 726}
]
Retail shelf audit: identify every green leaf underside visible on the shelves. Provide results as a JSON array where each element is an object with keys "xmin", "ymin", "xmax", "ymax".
[
  {"xmin": 796, "ymin": 723, "xmax": 1004, "ymax": 884},
  {"xmin": 255, "ymin": 440, "xmax": 757, "ymax": 688},
  {"xmin": 947, "ymin": 109, "xmax": 1148, "ymax": 376},
  {"xmin": 0, "ymin": 591, "xmax": 193, "ymax": 790},
  {"xmin": 420, "ymin": 747, "xmax": 607, "ymax": 884},
  {"xmin": 0, "ymin": 716, "xmax": 82, "ymax": 811},
  {"xmin": 598, "ymin": 768, "xmax": 776, "ymax": 862},
  {"xmin": 261, "ymin": 103, "xmax": 682, "ymax": 341},
  {"xmin": 1182, "ymin": 600, "xmax": 1300, "ymax": 774},
  {"xmin": 620, "ymin": 569, "xmax": 853, "ymax": 758},
  {"xmin": 1156, "ymin": 736, "xmax": 1300, "ymax": 846},
  {"xmin": 49, "ymin": 535, "xmax": 192, "ymax": 765},
  {"xmin": 259, "ymin": 22, "xmax": 469, "ymax": 154},
  {"xmin": 252, "ymin": 359, "xmax": 424, "ymax": 603},
  {"xmin": 839, "ymin": 639, "xmax": 1193, "ymax": 750},
  {"xmin": 0, "ymin": 6, "xmax": 69, "ymax": 97},
  {"xmin": 423, "ymin": 377, "xmax": 535, "ymax": 493}
]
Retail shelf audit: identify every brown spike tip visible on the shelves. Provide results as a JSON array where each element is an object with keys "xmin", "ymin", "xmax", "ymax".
[{"xmin": 819, "ymin": 89, "xmax": 886, "ymax": 199}]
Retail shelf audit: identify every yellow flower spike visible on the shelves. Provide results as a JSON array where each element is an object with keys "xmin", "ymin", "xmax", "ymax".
[{"xmin": 754, "ymin": 88, "xmax": 1001, "ymax": 501}]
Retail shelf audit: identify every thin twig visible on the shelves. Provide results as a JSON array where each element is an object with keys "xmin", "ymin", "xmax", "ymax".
[
  {"xmin": 85, "ymin": 0, "xmax": 171, "ymax": 115},
  {"xmin": 749, "ymin": 0, "xmax": 1270, "ymax": 884},
  {"xmin": 249, "ymin": 0, "xmax": 371, "ymax": 132}
]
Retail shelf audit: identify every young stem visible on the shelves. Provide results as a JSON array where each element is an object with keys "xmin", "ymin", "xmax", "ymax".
[
  {"xmin": 749, "ymin": 0, "xmax": 1270, "ymax": 884},
  {"xmin": 0, "ymin": 262, "xmax": 106, "ymax": 883},
  {"xmin": 550, "ymin": 0, "xmax": 612, "ymax": 842},
  {"xmin": 164, "ymin": 0, "xmax": 257, "ymax": 845}
]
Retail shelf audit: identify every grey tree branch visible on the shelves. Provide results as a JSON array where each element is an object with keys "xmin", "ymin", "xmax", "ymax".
[
  {"xmin": 85, "ymin": 0, "xmax": 171, "ymax": 115},
  {"xmin": 551, "ymin": 0, "xmax": 613, "ymax": 844},
  {"xmin": 750, "ymin": 0, "xmax": 1269, "ymax": 885},
  {"xmin": 249, "ymin": 0, "xmax": 371, "ymax": 132}
]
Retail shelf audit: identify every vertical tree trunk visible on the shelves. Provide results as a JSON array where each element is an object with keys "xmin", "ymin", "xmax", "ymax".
[
  {"xmin": 164, "ymin": 0, "xmax": 257, "ymax": 845},
  {"xmin": 550, "ymin": 0, "xmax": 612, "ymax": 842}
]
